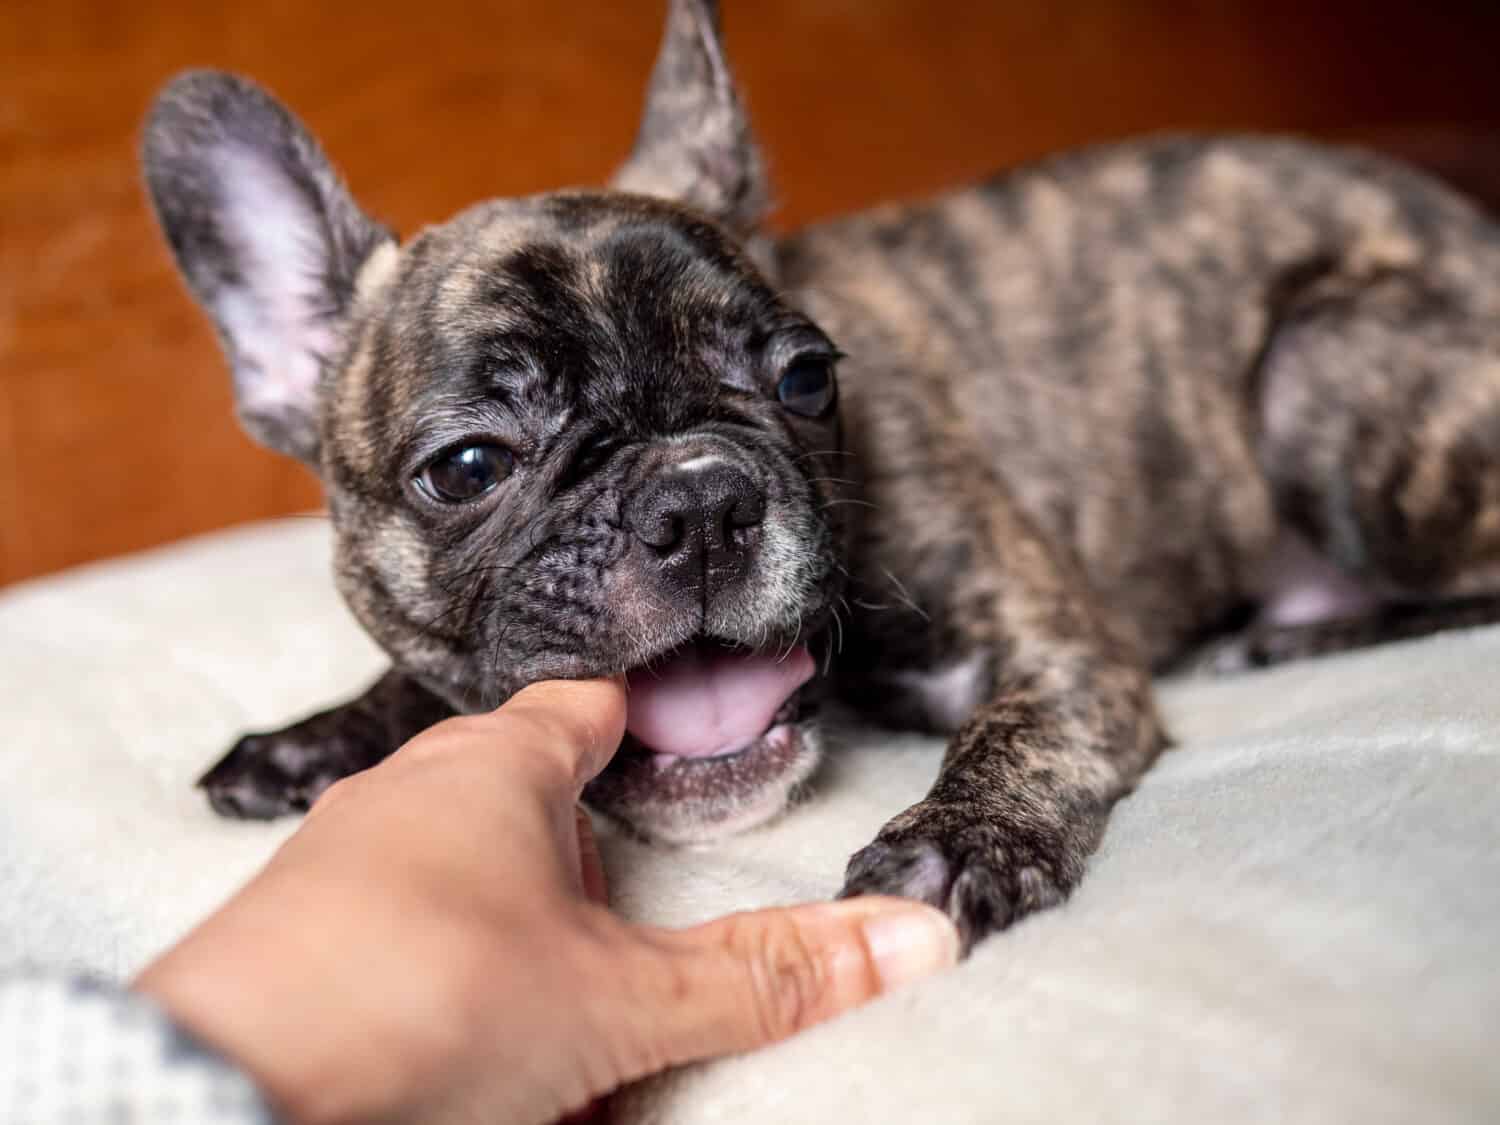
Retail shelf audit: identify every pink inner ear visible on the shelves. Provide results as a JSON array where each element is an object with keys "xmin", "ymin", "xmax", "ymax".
[
  {"xmin": 625, "ymin": 644, "xmax": 814, "ymax": 758},
  {"xmin": 212, "ymin": 144, "xmax": 339, "ymax": 419}
]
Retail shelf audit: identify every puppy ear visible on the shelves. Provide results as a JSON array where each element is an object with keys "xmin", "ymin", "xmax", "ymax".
[
  {"xmin": 142, "ymin": 70, "xmax": 394, "ymax": 467},
  {"xmin": 612, "ymin": 0, "xmax": 769, "ymax": 236}
]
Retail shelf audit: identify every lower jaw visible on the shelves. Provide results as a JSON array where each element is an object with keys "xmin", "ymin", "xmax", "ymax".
[{"xmin": 582, "ymin": 720, "xmax": 823, "ymax": 845}]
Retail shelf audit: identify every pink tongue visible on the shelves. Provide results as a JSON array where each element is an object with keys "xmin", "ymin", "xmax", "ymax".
[{"xmin": 625, "ymin": 644, "xmax": 815, "ymax": 758}]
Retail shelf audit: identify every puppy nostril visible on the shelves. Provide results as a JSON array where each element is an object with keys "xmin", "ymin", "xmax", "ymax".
[
  {"xmin": 637, "ymin": 512, "xmax": 683, "ymax": 551},
  {"xmin": 726, "ymin": 491, "xmax": 766, "ymax": 530},
  {"xmin": 626, "ymin": 462, "xmax": 765, "ymax": 569}
]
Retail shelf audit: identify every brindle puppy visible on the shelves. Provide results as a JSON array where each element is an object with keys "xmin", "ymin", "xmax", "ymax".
[{"xmin": 143, "ymin": 0, "xmax": 1500, "ymax": 949}]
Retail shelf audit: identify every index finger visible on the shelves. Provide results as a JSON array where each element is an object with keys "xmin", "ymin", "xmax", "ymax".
[{"xmin": 499, "ymin": 676, "xmax": 628, "ymax": 789}]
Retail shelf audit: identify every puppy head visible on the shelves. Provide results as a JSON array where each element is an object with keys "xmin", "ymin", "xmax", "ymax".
[{"xmin": 142, "ymin": 0, "xmax": 853, "ymax": 842}]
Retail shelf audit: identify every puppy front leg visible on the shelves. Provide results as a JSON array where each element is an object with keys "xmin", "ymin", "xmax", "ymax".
[
  {"xmin": 199, "ymin": 669, "xmax": 453, "ymax": 819},
  {"xmin": 841, "ymin": 518, "xmax": 1166, "ymax": 951}
]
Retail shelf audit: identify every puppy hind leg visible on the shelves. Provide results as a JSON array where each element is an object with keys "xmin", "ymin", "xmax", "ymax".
[
  {"xmin": 1255, "ymin": 272, "xmax": 1500, "ymax": 615},
  {"xmin": 1179, "ymin": 592, "xmax": 1500, "ymax": 675}
]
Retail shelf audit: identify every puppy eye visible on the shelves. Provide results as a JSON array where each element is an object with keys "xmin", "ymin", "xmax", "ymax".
[
  {"xmin": 417, "ymin": 443, "xmax": 515, "ymax": 503},
  {"xmin": 776, "ymin": 356, "xmax": 837, "ymax": 418}
]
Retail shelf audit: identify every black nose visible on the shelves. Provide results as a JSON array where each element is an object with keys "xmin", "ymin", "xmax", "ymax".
[{"xmin": 627, "ymin": 463, "xmax": 765, "ymax": 596}]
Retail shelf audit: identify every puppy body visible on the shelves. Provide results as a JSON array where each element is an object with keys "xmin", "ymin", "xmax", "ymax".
[
  {"xmin": 144, "ymin": 1, "xmax": 1500, "ymax": 948},
  {"xmin": 793, "ymin": 138, "xmax": 1500, "ymax": 680},
  {"xmin": 789, "ymin": 142, "xmax": 1500, "ymax": 928}
]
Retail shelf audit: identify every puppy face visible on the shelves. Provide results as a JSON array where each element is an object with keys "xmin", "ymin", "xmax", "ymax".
[
  {"xmin": 142, "ymin": 2, "xmax": 852, "ymax": 840},
  {"xmin": 331, "ymin": 194, "xmax": 849, "ymax": 839}
]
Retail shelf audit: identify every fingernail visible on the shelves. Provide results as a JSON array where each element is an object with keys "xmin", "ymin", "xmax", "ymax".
[{"xmin": 860, "ymin": 905, "xmax": 959, "ymax": 990}]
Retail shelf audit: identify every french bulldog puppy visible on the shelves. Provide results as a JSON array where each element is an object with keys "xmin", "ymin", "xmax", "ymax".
[{"xmin": 143, "ymin": 0, "xmax": 1500, "ymax": 949}]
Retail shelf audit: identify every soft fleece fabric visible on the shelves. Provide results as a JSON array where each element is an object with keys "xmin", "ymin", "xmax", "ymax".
[{"xmin": 1, "ymin": 518, "xmax": 1496, "ymax": 1124}]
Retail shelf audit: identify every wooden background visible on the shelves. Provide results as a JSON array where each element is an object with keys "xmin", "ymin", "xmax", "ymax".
[{"xmin": 5, "ymin": 0, "xmax": 1500, "ymax": 587}]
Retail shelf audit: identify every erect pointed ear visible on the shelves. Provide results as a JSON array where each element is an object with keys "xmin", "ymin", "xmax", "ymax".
[
  {"xmin": 142, "ymin": 70, "xmax": 395, "ymax": 467},
  {"xmin": 611, "ymin": 0, "xmax": 769, "ymax": 237}
]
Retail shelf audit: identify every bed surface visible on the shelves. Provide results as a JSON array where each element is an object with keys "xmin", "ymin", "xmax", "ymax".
[{"xmin": 2, "ymin": 518, "xmax": 1496, "ymax": 1123}]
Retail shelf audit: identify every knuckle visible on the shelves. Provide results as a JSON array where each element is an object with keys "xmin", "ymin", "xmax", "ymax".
[
  {"xmin": 730, "ymin": 913, "xmax": 828, "ymax": 1042},
  {"xmin": 512, "ymin": 705, "xmax": 589, "ymax": 759},
  {"xmin": 498, "ymin": 708, "xmax": 585, "ymax": 786},
  {"xmin": 306, "ymin": 774, "xmax": 356, "ymax": 817},
  {"xmin": 507, "ymin": 680, "xmax": 625, "ymax": 772},
  {"xmin": 391, "ymin": 716, "xmax": 471, "ymax": 767},
  {"xmin": 397, "ymin": 712, "xmax": 574, "ymax": 787}
]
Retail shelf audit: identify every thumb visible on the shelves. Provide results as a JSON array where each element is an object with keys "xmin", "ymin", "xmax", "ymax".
[{"xmin": 633, "ymin": 896, "xmax": 958, "ymax": 1071}]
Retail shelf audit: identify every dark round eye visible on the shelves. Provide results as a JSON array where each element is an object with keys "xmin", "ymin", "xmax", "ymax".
[
  {"xmin": 417, "ymin": 443, "xmax": 515, "ymax": 503},
  {"xmin": 776, "ymin": 356, "xmax": 837, "ymax": 418}
]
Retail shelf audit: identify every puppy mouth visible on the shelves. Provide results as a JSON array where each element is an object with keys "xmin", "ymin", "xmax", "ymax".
[
  {"xmin": 623, "ymin": 637, "xmax": 815, "ymax": 761},
  {"xmin": 583, "ymin": 637, "xmax": 822, "ymax": 843}
]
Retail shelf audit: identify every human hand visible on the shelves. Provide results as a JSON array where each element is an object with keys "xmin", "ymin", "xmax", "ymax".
[{"xmin": 136, "ymin": 678, "xmax": 958, "ymax": 1123}]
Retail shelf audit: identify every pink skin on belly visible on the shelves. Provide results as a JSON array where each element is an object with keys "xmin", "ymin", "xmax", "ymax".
[{"xmin": 1258, "ymin": 533, "xmax": 1379, "ymax": 626}]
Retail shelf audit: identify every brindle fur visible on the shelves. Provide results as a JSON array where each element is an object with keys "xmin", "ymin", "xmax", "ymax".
[{"xmin": 149, "ymin": 0, "xmax": 1500, "ymax": 950}]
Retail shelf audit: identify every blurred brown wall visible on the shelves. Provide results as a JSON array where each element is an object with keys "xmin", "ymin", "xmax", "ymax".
[{"xmin": 4, "ymin": 0, "xmax": 1500, "ymax": 587}]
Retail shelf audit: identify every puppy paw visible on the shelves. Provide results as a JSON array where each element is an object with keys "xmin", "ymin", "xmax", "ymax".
[
  {"xmin": 839, "ymin": 803, "xmax": 1072, "ymax": 952},
  {"xmin": 198, "ymin": 731, "xmax": 341, "ymax": 819}
]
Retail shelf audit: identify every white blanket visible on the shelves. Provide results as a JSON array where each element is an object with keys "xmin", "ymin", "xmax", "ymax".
[{"xmin": 2, "ymin": 518, "xmax": 1496, "ymax": 1123}]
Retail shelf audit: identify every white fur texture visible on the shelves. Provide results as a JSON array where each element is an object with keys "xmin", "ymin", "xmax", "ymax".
[
  {"xmin": 2, "ymin": 519, "xmax": 1498, "ymax": 1122},
  {"xmin": 889, "ymin": 652, "xmax": 990, "ymax": 731}
]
